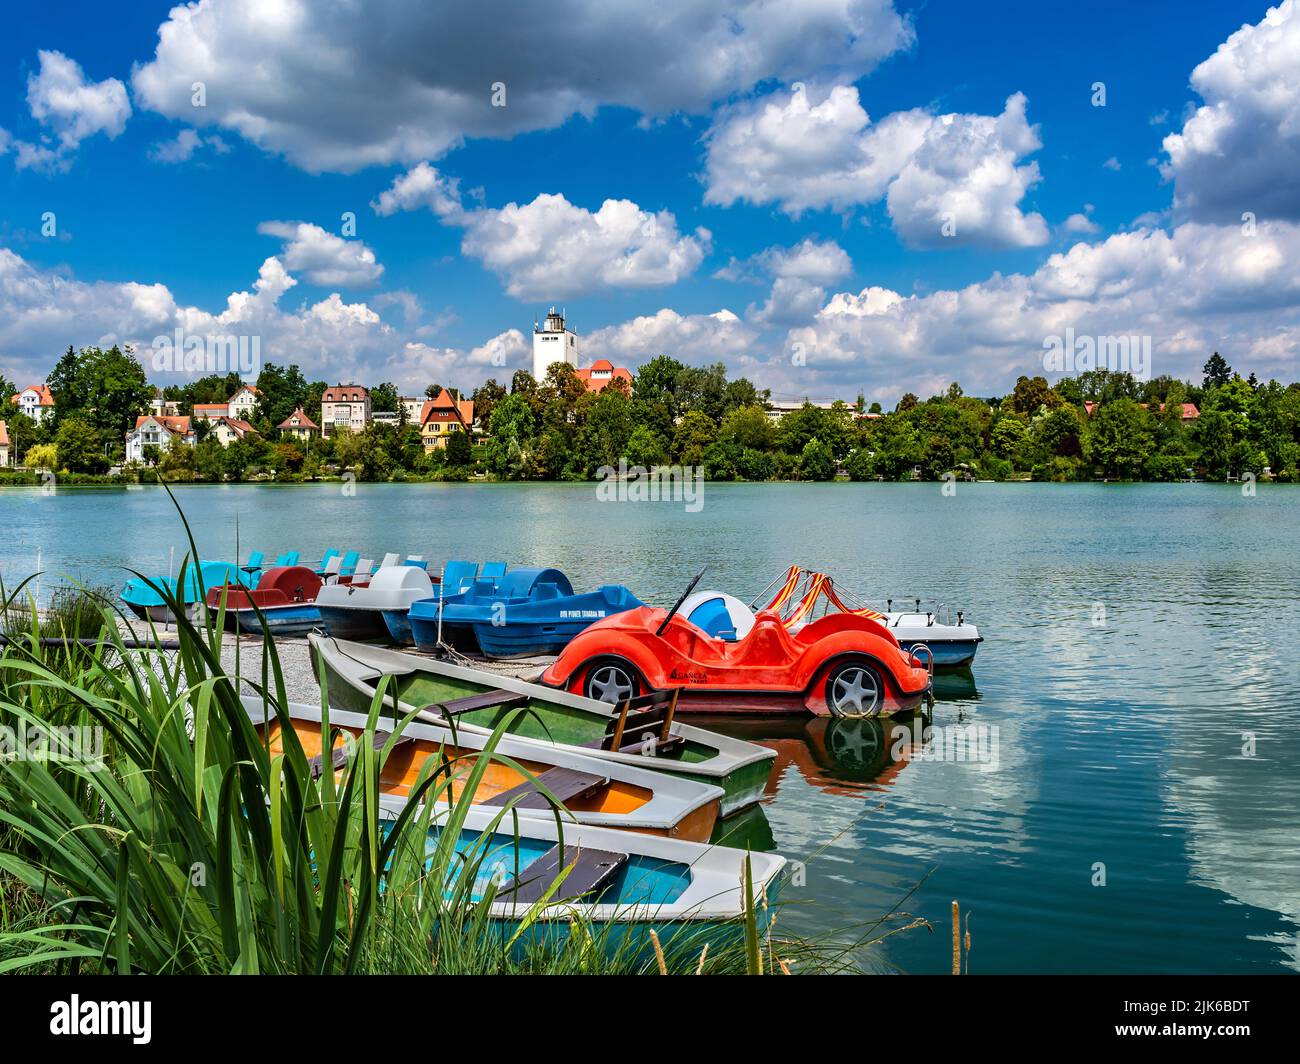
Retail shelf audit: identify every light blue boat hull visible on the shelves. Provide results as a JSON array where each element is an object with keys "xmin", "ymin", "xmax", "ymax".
[
  {"xmin": 895, "ymin": 637, "xmax": 980, "ymax": 668},
  {"xmin": 229, "ymin": 604, "xmax": 322, "ymax": 636}
]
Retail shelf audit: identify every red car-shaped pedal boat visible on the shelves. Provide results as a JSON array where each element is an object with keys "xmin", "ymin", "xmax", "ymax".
[{"xmin": 541, "ymin": 594, "xmax": 933, "ymax": 719}]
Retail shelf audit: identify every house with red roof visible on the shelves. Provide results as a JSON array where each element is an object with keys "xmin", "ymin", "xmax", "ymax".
[
  {"xmin": 1083, "ymin": 400, "xmax": 1199, "ymax": 422},
  {"xmin": 192, "ymin": 402, "xmax": 230, "ymax": 421},
  {"xmin": 0, "ymin": 420, "xmax": 10, "ymax": 467},
  {"xmin": 419, "ymin": 389, "xmax": 475, "ymax": 451},
  {"xmin": 574, "ymin": 359, "xmax": 632, "ymax": 394},
  {"xmin": 125, "ymin": 415, "xmax": 196, "ymax": 464},
  {"xmin": 228, "ymin": 384, "xmax": 260, "ymax": 420},
  {"xmin": 277, "ymin": 407, "xmax": 320, "ymax": 441},
  {"xmin": 320, "ymin": 385, "xmax": 371, "ymax": 437},
  {"xmin": 207, "ymin": 416, "xmax": 259, "ymax": 447},
  {"xmin": 11, "ymin": 384, "xmax": 55, "ymax": 425}
]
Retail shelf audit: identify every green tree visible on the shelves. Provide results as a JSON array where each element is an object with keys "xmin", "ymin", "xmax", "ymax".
[
  {"xmin": 798, "ymin": 438, "xmax": 835, "ymax": 481},
  {"xmin": 1202, "ymin": 352, "xmax": 1232, "ymax": 390},
  {"xmin": 672, "ymin": 410, "xmax": 717, "ymax": 467},
  {"xmin": 1084, "ymin": 399, "xmax": 1153, "ymax": 478},
  {"xmin": 445, "ymin": 427, "xmax": 472, "ymax": 467},
  {"xmin": 486, "ymin": 393, "xmax": 536, "ymax": 479},
  {"xmin": 370, "ymin": 381, "xmax": 399, "ymax": 413},
  {"xmin": 55, "ymin": 417, "xmax": 107, "ymax": 473}
]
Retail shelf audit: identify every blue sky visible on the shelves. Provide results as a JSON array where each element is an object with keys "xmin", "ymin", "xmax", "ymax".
[{"xmin": 2, "ymin": 0, "xmax": 1297, "ymax": 403}]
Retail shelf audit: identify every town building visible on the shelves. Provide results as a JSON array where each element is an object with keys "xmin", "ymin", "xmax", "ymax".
[
  {"xmin": 765, "ymin": 397, "xmax": 844, "ymax": 424},
  {"xmin": 419, "ymin": 389, "xmax": 475, "ymax": 452},
  {"xmin": 11, "ymin": 384, "xmax": 55, "ymax": 424},
  {"xmin": 532, "ymin": 307, "xmax": 579, "ymax": 382},
  {"xmin": 320, "ymin": 385, "xmax": 371, "ymax": 437},
  {"xmin": 0, "ymin": 421, "xmax": 10, "ymax": 467},
  {"xmin": 228, "ymin": 384, "xmax": 260, "ymax": 420},
  {"xmin": 575, "ymin": 359, "xmax": 633, "ymax": 393},
  {"xmin": 1083, "ymin": 401, "xmax": 1200, "ymax": 422},
  {"xmin": 125, "ymin": 415, "xmax": 197, "ymax": 464},
  {"xmin": 277, "ymin": 408, "xmax": 320, "ymax": 441},
  {"xmin": 148, "ymin": 393, "xmax": 181, "ymax": 418},
  {"xmin": 206, "ymin": 417, "xmax": 258, "ymax": 446},
  {"xmin": 192, "ymin": 403, "xmax": 229, "ymax": 421}
]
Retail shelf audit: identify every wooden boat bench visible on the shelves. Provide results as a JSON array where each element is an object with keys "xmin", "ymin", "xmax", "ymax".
[
  {"xmin": 308, "ymin": 729, "xmax": 415, "ymax": 779},
  {"xmin": 420, "ymin": 689, "xmax": 530, "ymax": 721},
  {"xmin": 586, "ymin": 688, "xmax": 684, "ymax": 756},
  {"xmin": 497, "ymin": 845, "xmax": 629, "ymax": 905},
  {"xmin": 481, "ymin": 766, "xmax": 610, "ymax": 810}
]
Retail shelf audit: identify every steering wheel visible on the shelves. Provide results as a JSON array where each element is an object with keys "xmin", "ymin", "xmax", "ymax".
[{"xmin": 655, "ymin": 566, "xmax": 707, "ymax": 637}]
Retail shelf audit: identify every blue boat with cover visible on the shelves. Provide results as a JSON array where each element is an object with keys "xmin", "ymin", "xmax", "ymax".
[
  {"xmin": 385, "ymin": 559, "xmax": 493, "ymax": 645},
  {"xmin": 427, "ymin": 567, "xmax": 645, "ymax": 659}
]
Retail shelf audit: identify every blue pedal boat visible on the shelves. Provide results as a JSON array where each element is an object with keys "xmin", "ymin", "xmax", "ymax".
[
  {"xmin": 438, "ymin": 567, "xmax": 645, "ymax": 659},
  {"xmin": 120, "ymin": 561, "xmax": 252, "ymax": 622},
  {"xmin": 403, "ymin": 561, "xmax": 506, "ymax": 649}
]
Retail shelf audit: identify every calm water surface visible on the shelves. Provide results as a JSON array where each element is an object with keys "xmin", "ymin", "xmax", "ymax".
[{"xmin": 4, "ymin": 481, "xmax": 1299, "ymax": 973}]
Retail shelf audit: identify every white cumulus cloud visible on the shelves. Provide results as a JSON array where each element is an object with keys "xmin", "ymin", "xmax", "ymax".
[
  {"xmin": 374, "ymin": 166, "xmax": 709, "ymax": 299},
  {"xmin": 704, "ymin": 85, "xmax": 1048, "ymax": 247},
  {"xmin": 257, "ymin": 221, "xmax": 384, "ymax": 288},
  {"xmin": 1161, "ymin": 0, "xmax": 1300, "ymax": 222}
]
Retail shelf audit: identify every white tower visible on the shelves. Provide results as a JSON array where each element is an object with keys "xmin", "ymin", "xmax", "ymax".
[{"xmin": 532, "ymin": 307, "xmax": 579, "ymax": 382}]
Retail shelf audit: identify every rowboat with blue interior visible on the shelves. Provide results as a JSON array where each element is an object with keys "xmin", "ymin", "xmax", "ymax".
[{"xmin": 384, "ymin": 803, "xmax": 785, "ymax": 961}]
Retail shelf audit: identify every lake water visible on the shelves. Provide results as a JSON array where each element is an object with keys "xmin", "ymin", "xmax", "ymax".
[{"xmin": 4, "ymin": 481, "xmax": 1299, "ymax": 973}]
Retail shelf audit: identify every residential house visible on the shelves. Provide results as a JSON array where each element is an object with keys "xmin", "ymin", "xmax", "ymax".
[
  {"xmin": 574, "ymin": 359, "xmax": 633, "ymax": 394},
  {"xmin": 1083, "ymin": 400, "xmax": 1200, "ymax": 422},
  {"xmin": 277, "ymin": 408, "xmax": 320, "ymax": 442},
  {"xmin": 126, "ymin": 415, "xmax": 196, "ymax": 464},
  {"xmin": 419, "ymin": 389, "xmax": 475, "ymax": 452},
  {"xmin": 11, "ymin": 384, "xmax": 55, "ymax": 424},
  {"xmin": 0, "ymin": 421, "xmax": 10, "ymax": 467},
  {"xmin": 228, "ymin": 384, "xmax": 260, "ymax": 420},
  {"xmin": 320, "ymin": 385, "xmax": 371, "ymax": 438},
  {"xmin": 207, "ymin": 416, "xmax": 258, "ymax": 447},
  {"xmin": 192, "ymin": 402, "xmax": 229, "ymax": 421},
  {"xmin": 148, "ymin": 393, "xmax": 181, "ymax": 417}
]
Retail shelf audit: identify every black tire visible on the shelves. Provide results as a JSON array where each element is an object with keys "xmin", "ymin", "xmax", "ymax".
[
  {"xmin": 582, "ymin": 658, "xmax": 641, "ymax": 705},
  {"xmin": 824, "ymin": 658, "xmax": 886, "ymax": 718}
]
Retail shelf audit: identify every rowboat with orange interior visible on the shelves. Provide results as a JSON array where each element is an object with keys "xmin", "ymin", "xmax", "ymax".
[{"xmin": 239, "ymin": 695, "xmax": 723, "ymax": 842}]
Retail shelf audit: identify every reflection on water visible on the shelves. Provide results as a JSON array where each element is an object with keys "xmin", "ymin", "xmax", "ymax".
[{"xmin": 6, "ymin": 481, "xmax": 1299, "ymax": 972}]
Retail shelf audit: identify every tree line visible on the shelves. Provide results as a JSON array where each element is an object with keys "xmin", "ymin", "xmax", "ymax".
[{"xmin": 3, "ymin": 346, "xmax": 1298, "ymax": 483}]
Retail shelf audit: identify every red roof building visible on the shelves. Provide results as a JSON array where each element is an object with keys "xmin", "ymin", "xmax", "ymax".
[
  {"xmin": 11, "ymin": 384, "xmax": 55, "ymax": 424},
  {"xmin": 574, "ymin": 359, "xmax": 633, "ymax": 393},
  {"xmin": 1084, "ymin": 400, "xmax": 1200, "ymax": 421},
  {"xmin": 277, "ymin": 407, "xmax": 320, "ymax": 440},
  {"xmin": 419, "ymin": 389, "xmax": 475, "ymax": 451}
]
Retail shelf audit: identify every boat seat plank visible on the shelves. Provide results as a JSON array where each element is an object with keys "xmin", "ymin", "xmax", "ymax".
[
  {"xmin": 422, "ymin": 689, "xmax": 530, "ymax": 719},
  {"xmin": 308, "ymin": 729, "xmax": 414, "ymax": 779},
  {"xmin": 498, "ymin": 845, "xmax": 629, "ymax": 905},
  {"xmin": 482, "ymin": 766, "xmax": 609, "ymax": 809}
]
